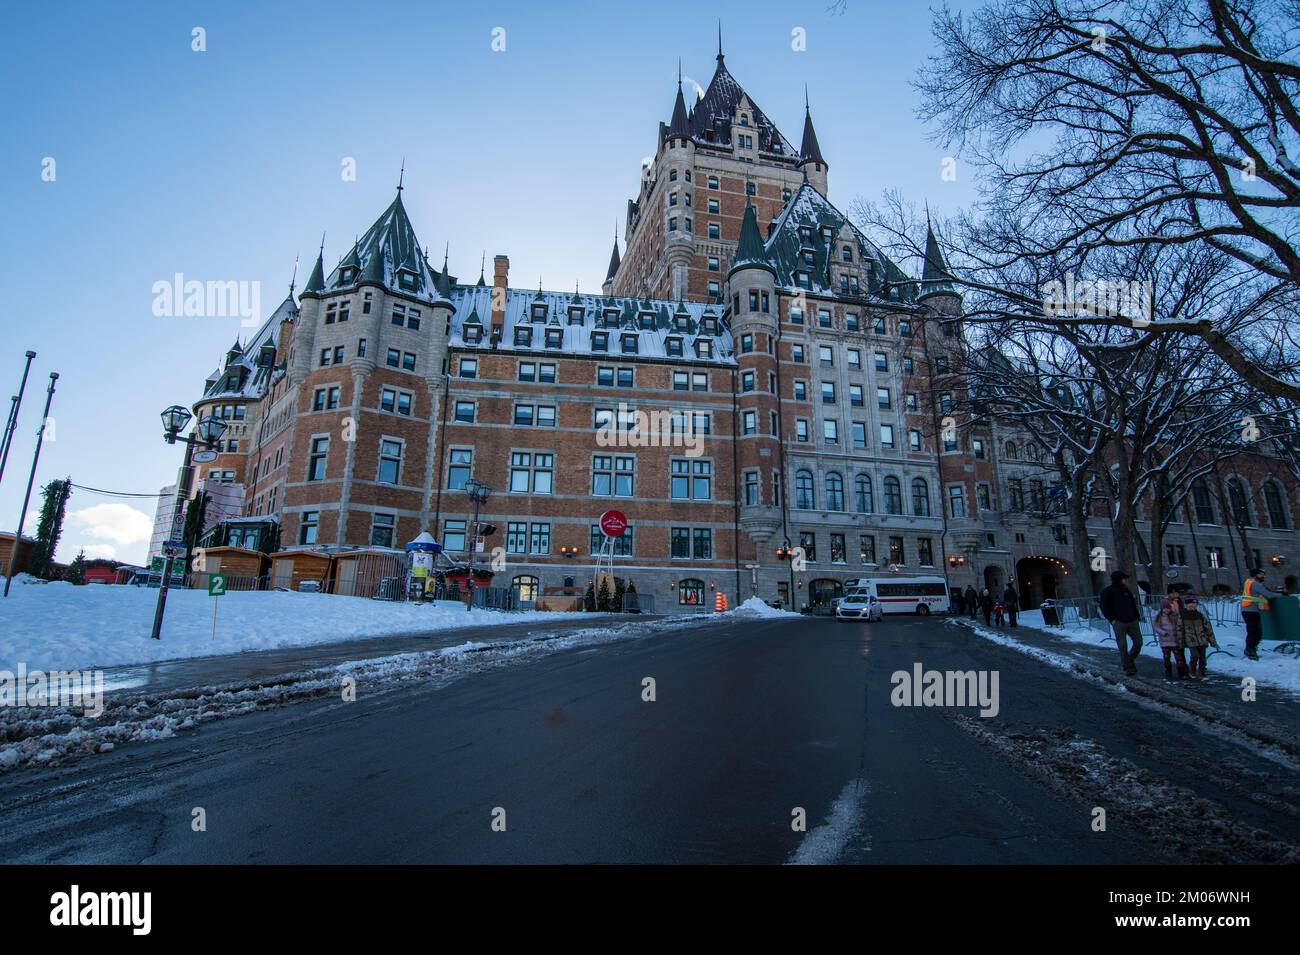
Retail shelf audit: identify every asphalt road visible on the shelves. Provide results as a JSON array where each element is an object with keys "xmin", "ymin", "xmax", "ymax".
[{"xmin": 2, "ymin": 613, "xmax": 1298, "ymax": 864}]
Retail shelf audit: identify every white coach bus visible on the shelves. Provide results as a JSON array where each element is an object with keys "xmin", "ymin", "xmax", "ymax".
[{"xmin": 844, "ymin": 576, "xmax": 950, "ymax": 616}]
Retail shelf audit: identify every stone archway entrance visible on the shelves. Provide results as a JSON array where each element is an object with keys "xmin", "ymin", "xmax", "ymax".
[
  {"xmin": 983, "ymin": 565, "xmax": 1003, "ymax": 594},
  {"xmin": 1015, "ymin": 555, "xmax": 1072, "ymax": 610}
]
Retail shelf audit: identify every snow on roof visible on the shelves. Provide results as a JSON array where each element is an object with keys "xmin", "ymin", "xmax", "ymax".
[
  {"xmin": 200, "ymin": 293, "xmax": 295, "ymax": 403},
  {"xmin": 447, "ymin": 286, "xmax": 734, "ymax": 365}
]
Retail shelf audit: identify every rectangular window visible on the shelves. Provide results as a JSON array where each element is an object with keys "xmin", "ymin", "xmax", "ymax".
[
  {"xmin": 377, "ymin": 439, "xmax": 402, "ymax": 484},
  {"xmin": 370, "ymin": 513, "xmax": 396, "ymax": 549},
  {"xmin": 443, "ymin": 520, "xmax": 468, "ymax": 553},
  {"xmin": 744, "ymin": 470, "xmax": 759, "ymax": 506},
  {"xmin": 454, "ymin": 401, "xmax": 475, "ymax": 423},
  {"xmin": 860, "ymin": 535, "xmax": 876, "ymax": 565},
  {"xmin": 799, "ymin": 531, "xmax": 817, "ymax": 563},
  {"xmin": 459, "ymin": 358, "xmax": 478, "ymax": 379},
  {"xmin": 830, "ymin": 533, "xmax": 846, "ymax": 565},
  {"xmin": 530, "ymin": 522, "xmax": 551, "ymax": 555},
  {"xmin": 880, "ymin": 424, "xmax": 894, "ymax": 449},
  {"xmin": 591, "ymin": 455, "xmax": 634, "ymax": 497},
  {"xmin": 852, "ymin": 422, "xmax": 867, "ymax": 449},
  {"xmin": 307, "ymin": 437, "xmax": 328, "ymax": 481},
  {"xmin": 591, "ymin": 524, "xmax": 634, "ymax": 556},
  {"xmin": 823, "ymin": 419, "xmax": 839, "ymax": 444},
  {"xmin": 507, "ymin": 521, "xmax": 528, "ymax": 554},
  {"xmin": 917, "ymin": 538, "xmax": 934, "ymax": 567},
  {"xmin": 889, "ymin": 536, "xmax": 904, "ymax": 566},
  {"xmin": 948, "ymin": 485, "xmax": 966, "ymax": 518},
  {"xmin": 670, "ymin": 459, "xmax": 712, "ymax": 500},
  {"xmin": 448, "ymin": 448, "xmax": 472, "ymax": 489},
  {"xmin": 299, "ymin": 511, "xmax": 319, "ymax": 545}
]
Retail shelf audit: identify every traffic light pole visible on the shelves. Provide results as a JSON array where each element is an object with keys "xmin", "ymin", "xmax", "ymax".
[{"xmin": 4, "ymin": 372, "xmax": 58, "ymax": 597}]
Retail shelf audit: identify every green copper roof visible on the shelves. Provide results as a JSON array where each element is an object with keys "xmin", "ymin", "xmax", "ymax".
[
  {"xmin": 302, "ymin": 252, "xmax": 326, "ymax": 296},
  {"xmin": 918, "ymin": 221, "xmax": 958, "ymax": 300},
  {"xmin": 730, "ymin": 201, "xmax": 773, "ymax": 275}
]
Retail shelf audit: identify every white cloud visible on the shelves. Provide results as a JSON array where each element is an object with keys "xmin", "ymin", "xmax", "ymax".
[
  {"xmin": 66, "ymin": 503, "xmax": 153, "ymax": 547},
  {"xmin": 80, "ymin": 543, "xmax": 118, "ymax": 560}
]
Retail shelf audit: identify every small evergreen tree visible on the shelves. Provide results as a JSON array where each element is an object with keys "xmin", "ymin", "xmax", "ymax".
[
  {"xmin": 596, "ymin": 577, "xmax": 611, "ymax": 612},
  {"xmin": 64, "ymin": 550, "xmax": 87, "ymax": 585},
  {"xmin": 583, "ymin": 581, "xmax": 596, "ymax": 612},
  {"xmin": 611, "ymin": 576, "xmax": 625, "ymax": 613},
  {"xmin": 27, "ymin": 478, "xmax": 71, "ymax": 580},
  {"xmin": 625, "ymin": 580, "xmax": 638, "ymax": 613}
]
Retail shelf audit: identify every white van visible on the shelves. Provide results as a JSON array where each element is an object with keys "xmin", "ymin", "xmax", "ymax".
[{"xmin": 844, "ymin": 576, "xmax": 950, "ymax": 616}]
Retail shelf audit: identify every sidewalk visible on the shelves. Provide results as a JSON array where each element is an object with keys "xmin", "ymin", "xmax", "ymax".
[
  {"xmin": 954, "ymin": 615, "xmax": 1300, "ymax": 757},
  {"xmin": 98, "ymin": 614, "xmax": 635, "ymax": 699}
]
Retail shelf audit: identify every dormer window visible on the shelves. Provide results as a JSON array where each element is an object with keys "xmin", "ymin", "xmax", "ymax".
[
  {"xmin": 842, "ymin": 245, "xmax": 853, "ymax": 262},
  {"xmin": 397, "ymin": 270, "xmax": 417, "ymax": 291},
  {"xmin": 638, "ymin": 311, "xmax": 655, "ymax": 330},
  {"xmin": 546, "ymin": 328, "xmax": 563, "ymax": 349},
  {"xmin": 666, "ymin": 337, "xmax": 684, "ymax": 357},
  {"xmin": 739, "ymin": 113, "xmax": 750, "ymax": 126},
  {"xmin": 515, "ymin": 326, "xmax": 533, "ymax": 347},
  {"xmin": 700, "ymin": 315, "xmax": 718, "ymax": 335},
  {"xmin": 621, "ymin": 334, "xmax": 639, "ymax": 355},
  {"xmin": 568, "ymin": 305, "xmax": 585, "ymax": 325},
  {"xmin": 591, "ymin": 331, "xmax": 608, "ymax": 352},
  {"xmin": 799, "ymin": 226, "xmax": 814, "ymax": 244},
  {"xmin": 796, "ymin": 272, "xmax": 811, "ymax": 289},
  {"xmin": 695, "ymin": 338, "xmax": 713, "ymax": 359},
  {"xmin": 530, "ymin": 302, "xmax": 548, "ymax": 322},
  {"xmin": 601, "ymin": 308, "xmax": 619, "ymax": 328},
  {"xmin": 673, "ymin": 313, "xmax": 689, "ymax": 331},
  {"xmin": 338, "ymin": 267, "xmax": 356, "ymax": 285},
  {"xmin": 464, "ymin": 323, "xmax": 483, "ymax": 344}
]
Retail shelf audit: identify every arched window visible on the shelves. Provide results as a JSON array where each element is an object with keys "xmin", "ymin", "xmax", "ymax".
[
  {"xmin": 854, "ymin": 475, "xmax": 873, "ymax": 513},
  {"xmin": 825, "ymin": 472, "xmax": 845, "ymax": 511},
  {"xmin": 1191, "ymin": 478, "xmax": 1215, "ymax": 524},
  {"xmin": 1228, "ymin": 478, "xmax": 1253, "ymax": 527},
  {"xmin": 1264, "ymin": 482, "xmax": 1289, "ymax": 529},
  {"xmin": 1026, "ymin": 443, "xmax": 1040, "ymax": 462},
  {"xmin": 795, "ymin": 470, "xmax": 815, "ymax": 509},
  {"xmin": 884, "ymin": 476, "xmax": 903, "ymax": 515},
  {"xmin": 1004, "ymin": 441, "xmax": 1018, "ymax": 460},
  {"xmin": 678, "ymin": 578, "xmax": 705, "ymax": 606},
  {"xmin": 912, "ymin": 477, "xmax": 930, "ymax": 516},
  {"xmin": 512, "ymin": 575, "xmax": 539, "ymax": 602}
]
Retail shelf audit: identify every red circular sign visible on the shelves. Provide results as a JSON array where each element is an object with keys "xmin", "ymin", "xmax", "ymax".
[{"xmin": 599, "ymin": 510, "xmax": 628, "ymax": 537}]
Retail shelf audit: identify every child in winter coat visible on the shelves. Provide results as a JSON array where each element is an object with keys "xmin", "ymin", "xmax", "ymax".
[
  {"xmin": 1179, "ymin": 594, "xmax": 1218, "ymax": 680},
  {"xmin": 993, "ymin": 601, "xmax": 1005, "ymax": 627},
  {"xmin": 1153, "ymin": 592, "xmax": 1189, "ymax": 681}
]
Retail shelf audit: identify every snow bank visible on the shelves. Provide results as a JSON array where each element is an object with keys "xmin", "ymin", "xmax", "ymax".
[
  {"xmin": 1014, "ymin": 608, "xmax": 1300, "ymax": 696},
  {"xmin": 729, "ymin": 596, "xmax": 801, "ymax": 619},
  {"xmin": 0, "ymin": 580, "xmax": 591, "ymax": 672}
]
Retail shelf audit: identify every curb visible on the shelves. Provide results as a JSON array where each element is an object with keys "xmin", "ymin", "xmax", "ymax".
[{"xmin": 954, "ymin": 618, "xmax": 1300, "ymax": 760}]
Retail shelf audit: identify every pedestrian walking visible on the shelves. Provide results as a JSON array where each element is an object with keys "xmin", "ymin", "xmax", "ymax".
[
  {"xmin": 993, "ymin": 600, "xmax": 1005, "ymax": 627},
  {"xmin": 965, "ymin": 585, "xmax": 978, "ymax": 620},
  {"xmin": 1179, "ymin": 593, "xmax": 1218, "ymax": 679},
  {"xmin": 979, "ymin": 587, "xmax": 993, "ymax": 627},
  {"xmin": 1153, "ymin": 588, "xmax": 1188, "ymax": 681},
  {"xmin": 954, "ymin": 588, "xmax": 966, "ymax": 616},
  {"xmin": 1240, "ymin": 567, "xmax": 1278, "ymax": 661},
  {"xmin": 1100, "ymin": 570, "xmax": 1143, "ymax": 676},
  {"xmin": 1003, "ymin": 582, "xmax": 1020, "ymax": 627}
]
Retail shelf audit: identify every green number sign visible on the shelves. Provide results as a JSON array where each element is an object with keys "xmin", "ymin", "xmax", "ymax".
[{"xmin": 208, "ymin": 574, "xmax": 227, "ymax": 597}]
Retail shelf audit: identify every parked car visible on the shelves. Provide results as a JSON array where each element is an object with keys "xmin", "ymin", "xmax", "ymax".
[{"xmin": 836, "ymin": 593, "xmax": 884, "ymax": 622}]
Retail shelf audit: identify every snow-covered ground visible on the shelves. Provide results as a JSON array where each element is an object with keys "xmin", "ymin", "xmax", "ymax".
[
  {"xmin": 0, "ymin": 577, "xmax": 593, "ymax": 672},
  {"xmin": 1005, "ymin": 608, "xmax": 1300, "ymax": 696},
  {"xmin": 728, "ymin": 596, "xmax": 801, "ymax": 619}
]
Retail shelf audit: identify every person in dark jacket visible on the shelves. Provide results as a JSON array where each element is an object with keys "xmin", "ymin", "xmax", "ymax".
[
  {"xmin": 1003, "ymin": 582, "xmax": 1020, "ymax": 627},
  {"xmin": 1099, "ymin": 570, "xmax": 1142, "ymax": 675},
  {"xmin": 979, "ymin": 587, "xmax": 994, "ymax": 626},
  {"xmin": 964, "ymin": 585, "xmax": 978, "ymax": 620},
  {"xmin": 953, "ymin": 588, "xmax": 966, "ymax": 616}
]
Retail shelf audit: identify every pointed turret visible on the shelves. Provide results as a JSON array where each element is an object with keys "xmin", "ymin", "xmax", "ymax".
[
  {"xmin": 605, "ymin": 236, "xmax": 621, "ymax": 282},
  {"xmin": 360, "ymin": 239, "xmax": 386, "ymax": 286},
  {"xmin": 668, "ymin": 62, "xmax": 689, "ymax": 140},
  {"xmin": 799, "ymin": 88, "xmax": 829, "ymax": 195},
  {"xmin": 730, "ymin": 201, "xmax": 773, "ymax": 276},
  {"xmin": 918, "ymin": 218, "xmax": 958, "ymax": 303},
  {"xmin": 301, "ymin": 246, "xmax": 326, "ymax": 297}
]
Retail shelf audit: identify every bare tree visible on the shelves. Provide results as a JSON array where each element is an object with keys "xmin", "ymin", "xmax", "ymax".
[{"xmin": 904, "ymin": 0, "xmax": 1300, "ymax": 399}]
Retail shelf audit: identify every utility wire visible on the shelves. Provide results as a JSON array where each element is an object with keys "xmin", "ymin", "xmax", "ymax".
[{"xmin": 68, "ymin": 482, "xmax": 168, "ymax": 499}]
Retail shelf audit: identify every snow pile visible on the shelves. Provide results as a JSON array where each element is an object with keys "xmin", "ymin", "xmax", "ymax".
[
  {"xmin": 0, "ymin": 582, "xmax": 593, "ymax": 672},
  {"xmin": 730, "ymin": 596, "xmax": 801, "ymax": 619},
  {"xmin": 1011, "ymin": 609, "xmax": 1300, "ymax": 696},
  {"xmin": 0, "ymin": 617, "xmax": 677, "ymax": 774}
]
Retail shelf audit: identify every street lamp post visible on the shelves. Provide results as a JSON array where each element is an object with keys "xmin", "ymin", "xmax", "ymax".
[
  {"xmin": 0, "ymin": 351, "xmax": 37, "ymax": 491},
  {"xmin": 463, "ymin": 478, "xmax": 492, "ymax": 612},
  {"xmin": 150, "ymin": 405, "xmax": 226, "ymax": 640},
  {"xmin": 3, "ymin": 372, "xmax": 58, "ymax": 597}
]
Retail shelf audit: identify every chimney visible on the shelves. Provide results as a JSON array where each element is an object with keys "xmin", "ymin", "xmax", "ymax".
[{"xmin": 491, "ymin": 255, "xmax": 509, "ymax": 335}]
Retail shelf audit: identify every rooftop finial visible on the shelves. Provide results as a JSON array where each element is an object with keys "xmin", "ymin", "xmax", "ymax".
[
  {"xmin": 289, "ymin": 254, "xmax": 299, "ymax": 295},
  {"xmin": 717, "ymin": 20, "xmax": 724, "ymax": 61},
  {"xmin": 480, "ymin": 251, "xmax": 486, "ymax": 279},
  {"xmin": 443, "ymin": 241, "xmax": 449, "ymax": 273},
  {"xmin": 397, "ymin": 158, "xmax": 405, "ymax": 192},
  {"xmin": 805, "ymin": 84, "xmax": 810, "ymax": 112}
]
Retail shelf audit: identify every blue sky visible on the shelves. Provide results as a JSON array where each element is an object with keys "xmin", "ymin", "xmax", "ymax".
[{"xmin": 0, "ymin": 0, "xmax": 981, "ymax": 566}]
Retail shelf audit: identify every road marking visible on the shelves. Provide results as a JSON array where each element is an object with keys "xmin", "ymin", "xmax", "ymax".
[{"xmin": 787, "ymin": 778, "xmax": 869, "ymax": 864}]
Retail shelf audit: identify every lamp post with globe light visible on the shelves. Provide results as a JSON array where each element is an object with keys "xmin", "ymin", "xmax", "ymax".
[{"xmin": 150, "ymin": 405, "xmax": 227, "ymax": 640}]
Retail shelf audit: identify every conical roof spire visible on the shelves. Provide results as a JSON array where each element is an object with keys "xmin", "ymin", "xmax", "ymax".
[
  {"xmin": 605, "ymin": 227, "xmax": 622, "ymax": 282},
  {"xmin": 477, "ymin": 252, "xmax": 487, "ymax": 287},
  {"xmin": 717, "ymin": 20, "xmax": 724, "ymax": 63},
  {"xmin": 668, "ymin": 61, "xmax": 689, "ymax": 139},
  {"xmin": 302, "ymin": 237, "xmax": 326, "ymax": 296},
  {"xmin": 918, "ymin": 216, "xmax": 958, "ymax": 301},
  {"xmin": 730, "ymin": 200, "xmax": 774, "ymax": 276},
  {"xmin": 800, "ymin": 87, "xmax": 826, "ymax": 166}
]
